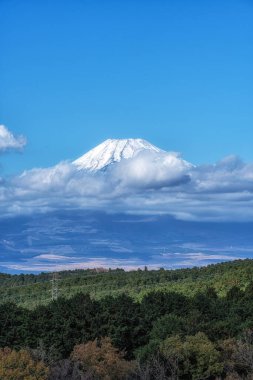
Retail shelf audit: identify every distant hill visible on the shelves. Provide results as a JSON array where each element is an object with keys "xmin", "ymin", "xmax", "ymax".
[{"xmin": 1, "ymin": 259, "xmax": 253, "ymax": 309}]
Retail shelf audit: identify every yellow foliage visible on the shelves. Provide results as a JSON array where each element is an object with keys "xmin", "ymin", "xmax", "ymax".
[{"xmin": 0, "ymin": 347, "xmax": 48, "ymax": 380}]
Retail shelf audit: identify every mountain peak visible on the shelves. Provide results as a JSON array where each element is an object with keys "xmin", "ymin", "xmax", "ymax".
[{"xmin": 73, "ymin": 138, "xmax": 163, "ymax": 171}]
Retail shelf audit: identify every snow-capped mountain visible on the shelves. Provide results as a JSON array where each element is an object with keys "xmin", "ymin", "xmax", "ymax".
[{"xmin": 73, "ymin": 138, "xmax": 164, "ymax": 171}]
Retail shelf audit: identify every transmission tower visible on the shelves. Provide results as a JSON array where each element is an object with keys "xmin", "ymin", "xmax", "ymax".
[{"xmin": 51, "ymin": 272, "xmax": 59, "ymax": 301}]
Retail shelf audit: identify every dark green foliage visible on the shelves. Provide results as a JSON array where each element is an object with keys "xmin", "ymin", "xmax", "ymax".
[
  {"xmin": 99, "ymin": 295, "xmax": 146, "ymax": 358},
  {"xmin": 0, "ymin": 302, "xmax": 30, "ymax": 348},
  {"xmin": 141, "ymin": 291, "xmax": 189, "ymax": 325},
  {"xmin": 29, "ymin": 293, "xmax": 101, "ymax": 358},
  {"xmin": 1, "ymin": 278, "xmax": 253, "ymax": 362},
  {"xmin": 150, "ymin": 314, "xmax": 186, "ymax": 341}
]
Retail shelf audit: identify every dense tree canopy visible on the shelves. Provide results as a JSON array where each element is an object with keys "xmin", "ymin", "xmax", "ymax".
[
  {"xmin": 1, "ymin": 259, "xmax": 253, "ymax": 309},
  {"xmin": 1, "ymin": 260, "xmax": 253, "ymax": 379}
]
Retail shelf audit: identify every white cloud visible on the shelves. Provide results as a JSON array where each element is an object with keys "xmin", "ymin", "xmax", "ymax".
[
  {"xmin": 0, "ymin": 147, "xmax": 253, "ymax": 222},
  {"xmin": 34, "ymin": 254, "xmax": 75, "ymax": 261},
  {"xmin": 110, "ymin": 151, "xmax": 192, "ymax": 189},
  {"xmin": 0, "ymin": 125, "xmax": 26, "ymax": 152},
  {"xmin": 191, "ymin": 156, "xmax": 253, "ymax": 193}
]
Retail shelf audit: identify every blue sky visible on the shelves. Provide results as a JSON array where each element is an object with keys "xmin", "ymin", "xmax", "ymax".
[
  {"xmin": 0, "ymin": 0, "xmax": 253, "ymax": 272},
  {"xmin": 1, "ymin": 0, "xmax": 252, "ymax": 175}
]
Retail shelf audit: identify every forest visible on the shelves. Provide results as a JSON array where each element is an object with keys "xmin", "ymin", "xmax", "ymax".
[
  {"xmin": 1, "ymin": 259, "xmax": 253, "ymax": 308},
  {"xmin": 1, "ymin": 259, "xmax": 253, "ymax": 379}
]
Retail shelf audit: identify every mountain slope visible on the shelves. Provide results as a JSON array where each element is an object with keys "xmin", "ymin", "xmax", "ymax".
[
  {"xmin": 73, "ymin": 138, "xmax": 163, "ymax": 171},
  {"xmin": 1, "ymin": 259, "xmax": 253, "ymax": 308}
]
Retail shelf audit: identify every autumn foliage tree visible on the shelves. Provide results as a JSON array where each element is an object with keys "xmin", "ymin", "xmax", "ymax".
[
  {"xmin": 71, "ymin": 337, "xmax": 136, "ymax": 379},
  {"xmin": 0, "ymin": 347, "xmax": 49, "ymax": 380}
]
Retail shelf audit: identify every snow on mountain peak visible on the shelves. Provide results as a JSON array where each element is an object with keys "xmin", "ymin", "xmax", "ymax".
[{"xmin": 73, "ymin": 138, "xmax": 163, "ymax": 171}]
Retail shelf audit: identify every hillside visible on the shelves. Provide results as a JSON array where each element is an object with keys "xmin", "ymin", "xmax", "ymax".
[{"xmin": 1, "ymin": 259, "xmax": 253, "ymax": 308}]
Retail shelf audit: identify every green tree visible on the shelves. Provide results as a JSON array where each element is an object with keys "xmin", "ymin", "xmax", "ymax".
[
  {"xmin": 150, "ymin": 314, "xmax": 185, "ymax": 341},
  {"xmin": 160, "ymin": 332, "xmax": 223, "ymax": 380}
]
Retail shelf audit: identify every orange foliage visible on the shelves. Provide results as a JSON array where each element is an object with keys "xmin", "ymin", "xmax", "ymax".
[{"xmin": 71, "ymin": 337, "xmax": 136, "ymax": 380}]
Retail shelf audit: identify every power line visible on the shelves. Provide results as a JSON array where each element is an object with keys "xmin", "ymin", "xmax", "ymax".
[{"xmin": 51, "ymin": 272, "xmax": 60, "ymax": 301}]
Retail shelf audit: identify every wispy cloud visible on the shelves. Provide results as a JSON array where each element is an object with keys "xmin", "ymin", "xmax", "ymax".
[
  {"xmin": 89, "ymin": 239, "xmax": 133, "ymax": 253},
  {"xmin": 2, "ymin": 257, "xmax": 163, "ymax": 272},
  {"xmin": 2, "ymin": 251, "xmax": 242, "ymax": 272},
  {"xmin": 34, "ymin": 254, "xmax": 75, "ymax": 261},
  {"xmin": 160, "ymin": 251, "xmax": 241, "ymax": 261}
]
